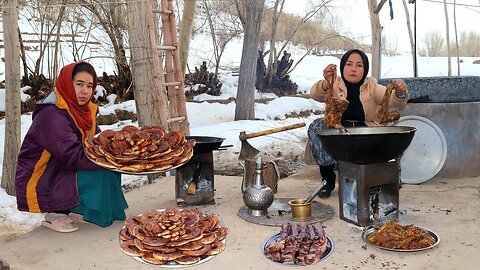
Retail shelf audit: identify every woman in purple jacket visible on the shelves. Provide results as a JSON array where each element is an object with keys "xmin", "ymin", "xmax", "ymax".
[{"xmin": 15, "ymin": 62, "xmax": 128, "ymax": 232}]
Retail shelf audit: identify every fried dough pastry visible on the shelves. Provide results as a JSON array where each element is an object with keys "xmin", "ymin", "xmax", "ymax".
[
  {"xmin": 84, "ymin": 125, "xmax": 195, "ymax": 173},
  {"xmin": 119, "ymin": 208, "xmax": 228, "ymax": 266}
]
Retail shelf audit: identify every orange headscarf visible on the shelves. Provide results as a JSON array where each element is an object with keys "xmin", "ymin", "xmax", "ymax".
[{"xmin": 54, "ymin": 62, "xmax": 97, "ymax": 138}]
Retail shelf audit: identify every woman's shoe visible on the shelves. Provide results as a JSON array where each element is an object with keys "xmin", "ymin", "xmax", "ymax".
[{"xmin": 42, "ymin": 213, "xmax": 79, "ymax": 233}]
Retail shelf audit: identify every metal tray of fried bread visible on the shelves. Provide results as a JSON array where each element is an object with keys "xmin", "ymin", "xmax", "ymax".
[
  {"xmin": 84, "ymin": 128, "xmax": 194, "ymax": 175},
  {"xmin": 120, "ymin": 208, "xmax": 227, "ymax": 268}
]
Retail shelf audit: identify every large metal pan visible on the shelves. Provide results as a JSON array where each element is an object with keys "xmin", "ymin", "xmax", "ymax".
[
  {"xmin": 186, "ymin": 136, "xmax": 231, "ymax": 153},
  {"xmin": 316, "ymin": 126, "xmax": 417, "ymax": 164}
]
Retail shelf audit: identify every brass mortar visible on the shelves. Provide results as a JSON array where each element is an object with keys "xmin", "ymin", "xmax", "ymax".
[{"xmin": 288, "ymin": 199, "xmax": 312, "ymax": 221}]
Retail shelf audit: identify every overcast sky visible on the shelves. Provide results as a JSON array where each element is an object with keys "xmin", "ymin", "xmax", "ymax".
[{"xmin": 282, "ymin": 0, "xmax": 480, "ymax": 53}]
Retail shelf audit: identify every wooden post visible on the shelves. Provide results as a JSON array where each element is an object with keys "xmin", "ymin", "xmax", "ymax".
[
  {"xmin": 1, "ymin": 0, "xmax": 22, "ymax": 195},
  {"xmin": 126, "ymin": 0, "xmax": 170, "ymax": 129}
]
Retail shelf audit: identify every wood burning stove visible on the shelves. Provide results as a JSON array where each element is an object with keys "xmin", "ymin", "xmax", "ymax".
[
  {"xmin": 317, "ymin": 126, "xmax": 416, "ymax": 227},
  {"xmin": 175, "ymin": 136, "xmax": 231, "ymax": 206}
]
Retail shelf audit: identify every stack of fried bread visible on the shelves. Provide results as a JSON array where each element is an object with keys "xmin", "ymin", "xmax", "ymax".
[
  {"xmin": 119, "ymin": 208, "xmax": 228, "ymax": 265},
  {"xmin": 84, "ymin": 125, "xmax": 195, "ymax": 173}
]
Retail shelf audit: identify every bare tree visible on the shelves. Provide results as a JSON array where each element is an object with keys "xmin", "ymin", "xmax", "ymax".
[
  {"xmin": 424, "ymin": 30, "xmax": 445, "ymax": 56},
  {"xmin": 178, "ymin": 0, "xmax": 197, "ymax": 75},
  {"xmin": 402, "ymin": 0, "xmax": 416, "ymax": 73},
  {"xmin": 81, "ymin": 0, "xmax": 132, "ymax": 100},
  {"xmin": 263, "ymin": 0, "xmax": 331, "ymax": 88},
  {"xmin": 453, "ymin": 0, "xmax": 460, "ymax": 75},
  {"xmin": 368, "ymin": 0, "xmax": 382, "ymax": 78},
  {"xmin": 52, "ymin": 0, "xmax": 67, "ymax": 85},
  {"xmin": 21, "ymin": 1, "xmax": 66, "ymax": 79},
  {"xmin": 1, "ymin": 0, "xmax": 22, "ymax": 195},
  {"xmin": 201, "ymin": 0, "xmax": 243, "ymax": 77},
  {"xmin": 265, "ymin": 0, "xmax": 285, "ymax": 87},
  {"xmin": 443, "ymin": 0, "xmax": 452, "ymax": 76},
  {"xmin": 235, "ymin": 0, "xmax": 265, "ymax": 120},
  {"xmin": 382, "ymin": 32, "xmax": 398, "ymax": 56},
  {"xmin": 460, "ymin": 31, "xmax": 480, "ymax": 56}
]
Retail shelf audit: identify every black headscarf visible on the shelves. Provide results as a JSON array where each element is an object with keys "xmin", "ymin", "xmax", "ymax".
[{"xmin": 340, "ymin": 49, "xmax": 369, "ymax": 127}]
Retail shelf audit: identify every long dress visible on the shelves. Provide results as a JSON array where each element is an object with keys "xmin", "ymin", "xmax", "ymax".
[{"xmin": 71, "ymin": 170, "xmax": 128, "ymax": 227}]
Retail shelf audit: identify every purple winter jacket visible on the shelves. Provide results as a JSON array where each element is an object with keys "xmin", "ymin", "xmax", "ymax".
[{"xmin": 15, "ymin": 92, "xmax": 102, "ymax": 213}]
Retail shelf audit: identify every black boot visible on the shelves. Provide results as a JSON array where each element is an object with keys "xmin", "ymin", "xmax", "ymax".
[{"xmin": 319, "ymin": 164, "xmax": 336, "ymax": 198}]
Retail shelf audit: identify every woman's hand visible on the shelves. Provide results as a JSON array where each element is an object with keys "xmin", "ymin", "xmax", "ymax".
[
  {"xmin": 321, "ymin": 64, "xmax": 337, "ymax": 91},
  {"xmin": 392, "ymin": 79, "xmax": 407, "ymax": 97}
]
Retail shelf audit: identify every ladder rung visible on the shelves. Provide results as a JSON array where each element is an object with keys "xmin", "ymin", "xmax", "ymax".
[
  {"xmin": 167, "ymin": 116, "xmax": 186, "ymax": 124},
  {"xmin": 152, "ymin": 9, "xmax": 173, "ymax": 14},
  {"xmin": 157, "ymin": 45, "xmax": 176, "ymax": 51},
  {"xmin": 163, "ymin": 81, "xmax": 182, "ymax": 87}
]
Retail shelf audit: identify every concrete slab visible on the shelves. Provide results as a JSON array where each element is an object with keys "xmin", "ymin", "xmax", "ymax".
[{"xmin": 1, "ymin": 166, "xmax": 479, "ymax": 270}]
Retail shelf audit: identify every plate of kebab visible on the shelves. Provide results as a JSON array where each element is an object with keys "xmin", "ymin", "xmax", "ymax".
[
  {"xmin": 263, "ymin": 222, "xmax": 334, "ymax": 266},
  {"xmin": 119, "ymin": 208, "xmax": 228, "ymax": 267},
  {"xmin": 84, "ymin": 125, "xmax": 196, "ymax": 175},
  {"xmin": 362, "ymin": 221, "xmax": 440, "ymax": 252}
]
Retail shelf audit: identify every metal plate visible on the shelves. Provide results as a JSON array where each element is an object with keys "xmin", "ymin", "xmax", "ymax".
[
  {"xmin": 361, "ymin": 226, "xmax": 440, "ymax": 252},
  {"xmin": 262, "ymin": 232, "xmax": 334, "ymax": 266},
  {"xmin": 85, "ymin": 150, "xmax": 188, "ymax": 175},
  {"xmin": 120, "ymin": 209, "xmax": 226, "ymax": 267},
  {"xmin": 237, "ymin": 198, "xmax": 335, "ymax": 227},
  {"xmin": 395, "ymin": 115, "xmax": 447, "ymax": 184},
  {"xmin": 84, "ymin": 133, "xmax": 192, "ymax": 175}
]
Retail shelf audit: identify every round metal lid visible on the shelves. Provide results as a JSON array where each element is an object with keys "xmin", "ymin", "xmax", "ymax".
[{"xmin": 395, "ymin": 115, "xmax": 447, "ymax": 184}]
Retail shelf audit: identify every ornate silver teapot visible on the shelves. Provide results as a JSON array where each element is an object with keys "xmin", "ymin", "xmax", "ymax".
[{"xmin": 242, "ymin": 156, "xmax": 274, "ymax": 216}]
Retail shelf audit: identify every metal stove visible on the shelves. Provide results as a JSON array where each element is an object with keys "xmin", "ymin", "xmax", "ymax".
[
  {"xmin": 316, "ymin": 126, "xmax": 417, "ymax": 227},
  {"xmin": 175, "ymin": 150, "xmax": 215, "ymax": 206},
  {"xmin": 175, "ymin": 136, "xmax": 231, "ymax": 206},
  {"xmin": 338, "ymin": 160, "xmax": 400, "ymax": 227}
]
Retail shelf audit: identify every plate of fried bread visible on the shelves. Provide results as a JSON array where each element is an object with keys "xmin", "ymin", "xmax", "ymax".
[
  {"xmin": 84, "ymin": 125, "xmax": 195, "ymax": 175},
  {"xmin": 119, "ymin": 208, "xmax": 228, "ymax": 267}
]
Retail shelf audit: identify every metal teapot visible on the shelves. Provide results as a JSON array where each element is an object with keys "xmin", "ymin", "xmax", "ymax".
[
  {"xmin": 240, "ymin": 157, "xmax": 279, "ymax": 193},
  {"xmin": 242, "ymin": 156, "xmax": 274, "ymax": 216}
]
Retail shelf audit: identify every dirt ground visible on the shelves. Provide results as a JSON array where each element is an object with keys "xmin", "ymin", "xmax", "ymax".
[{"xmin": 0, "ymin": 165, "xmax": 479, "ymax": 270}]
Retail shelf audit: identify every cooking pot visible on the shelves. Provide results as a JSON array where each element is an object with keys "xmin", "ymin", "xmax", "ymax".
[
  {"xmin": 185, "ymin": 136, "xmax": 232, "ymax": 153},
  {"xmin": 316, "ymin": 126, "xmax": 416, "ymax": 164}
]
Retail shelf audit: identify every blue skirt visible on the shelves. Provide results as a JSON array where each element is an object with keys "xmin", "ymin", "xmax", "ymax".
[
  {"xmin": 307, "ymin": 118, "xmax": 336, "ymax": 166},
  {"xmin": 71, "ymin": 170, "xmax": 128, "ymax": 227}
]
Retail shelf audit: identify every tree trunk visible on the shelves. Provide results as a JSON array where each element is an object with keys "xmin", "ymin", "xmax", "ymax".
[
  {"xmin": 178, "ymin": 0, "xmax": 196, "ymax": 75},
  {"xmin": 17, "ymin": 27, "xmax": 29, "ymax": 82},
  {"xmin": 368, "ymin": 0, "xmax": 382, "ymax": 79},
  {"xmin": 52, "ymin": 2, "xmax": 67, "ymax": 86},
  {"xmin": 1, "ymin": 0, "xmax": 22, "ymax": 196},
  {"xmin": 443, "ymin": 0, "xmax": 451, "ymax": 76},
  {"xmin": 126, "ymin": 0, "xmax": 169, "ymax": 128},
  {"xmin": 266, "ymin": 0, "xmax": 284, "ymax": 87},
  {"xmin": 402, "ymin": 0, "xmax": 416, "ymax": 74},
  {"xmin": 234, "ymin": 0, "xmax": 265, "ymax": 120},
  {"xmin": 453, "ymin": 0, "xmax": 460, "ymax": 75}
]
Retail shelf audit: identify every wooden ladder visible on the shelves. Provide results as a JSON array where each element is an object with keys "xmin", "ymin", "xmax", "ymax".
[{"xmin": 146, "ymin": 0, "xmax": 190, "ymax": 135}]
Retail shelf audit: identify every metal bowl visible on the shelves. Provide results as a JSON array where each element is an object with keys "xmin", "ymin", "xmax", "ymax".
[{"xmin": 316, "ymin": 126, "xmax": 417, "ymax": 164}]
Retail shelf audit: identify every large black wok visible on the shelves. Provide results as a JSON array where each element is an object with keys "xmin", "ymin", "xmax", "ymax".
[
  {"xmin": 186, "ymin": 136, "xmax": 230, "ymax": 153},
  {"xmin": 317, "ymin": 126, "xmax": 416, "ymax": 164}
]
